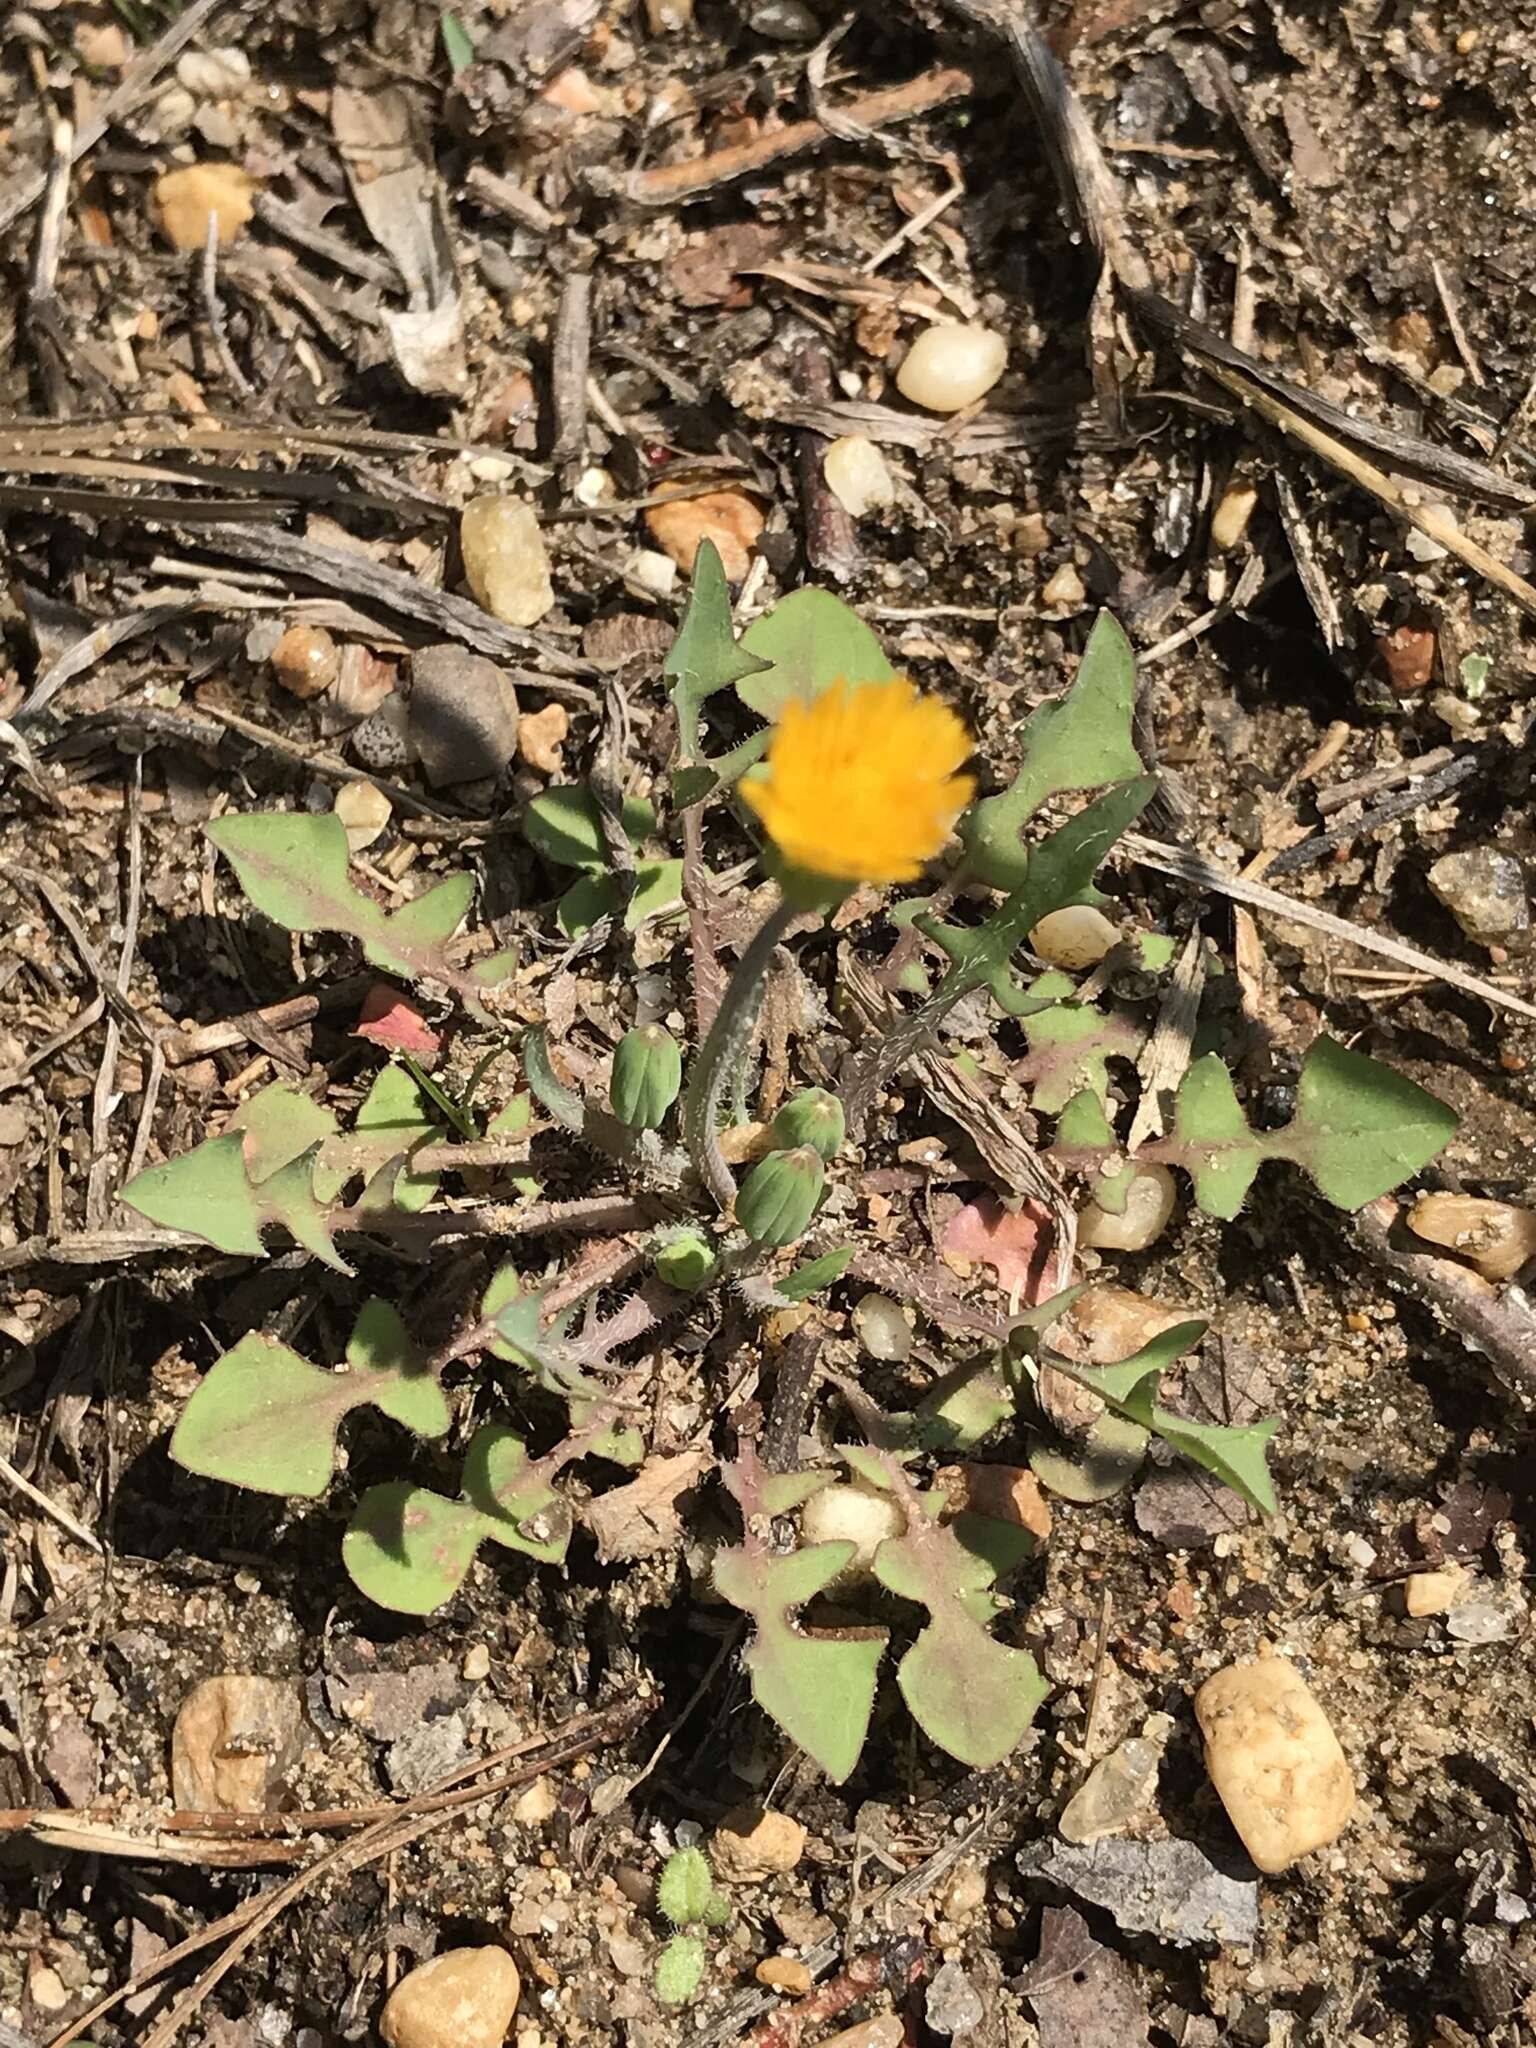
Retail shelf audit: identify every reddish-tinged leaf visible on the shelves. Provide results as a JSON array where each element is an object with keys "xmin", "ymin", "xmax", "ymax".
[
  {"xmin": 943, "ymin": 1196, "xmax": 1060, "ymax": 1305},
  {"xmin": 353, "ymin": 983, "xmax": 441, "ymax": 1054}
]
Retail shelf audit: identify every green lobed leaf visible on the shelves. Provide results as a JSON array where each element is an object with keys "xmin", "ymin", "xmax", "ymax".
[
  {"xmin": 736, "ymin": 587, "xmax": 895, "ymax": 721},
  {"xmin": 1017, "ymin": 974, "xmax": 1141, "ymax": 1113},
  {"xmin": 1142, "ymin": 1054, "xmax": 1262, "ymax": 1219},
  {"xmin": 1271, "ymin": 1035, "xmax": 1458, "ymax": 1209},
  {"xmin": 665, "ymin": 538, "xmax": 770, "ymax": 761},
  {"xmin": 672, "ymin": 729, "xmax": 772, "ymax": 811},
  {"xmin": 556, "ymin": 859, "xmax": 685, "ymax": 938},
  {"xmin": 170, "ymin": 1312, "xmax": 448, "ymax": 1499},
  {"xmin": 122, "ymin": 1132, "xmax": 348, "ymax": 1270},
  {"xmin": 961, "ymin": 611, "xmax": 1143, "ymax": 889},
  {"xmin": 313, "ymin": 1063, "xmax": 442, "ymax": 1212},
  {"xmin": 208, "ymin": 813, "xmax": 478, "ymax": 993},
  {"xmin": 712, "ymin": 1541, "xmax": 886, "ymax": 1784},
  {"xmin": 872, "ymin": 1509, "xmax": 1048, "ymax": 1769}
]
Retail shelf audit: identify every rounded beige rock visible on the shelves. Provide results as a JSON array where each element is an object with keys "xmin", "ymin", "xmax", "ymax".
[
  {"xmin": 379, "ymin": 1947, "xmax": 521, "ymax": 2048},
  {"xmin": 1194, "ymin": 1655, "xmax": 1355, "ymax": 1873},
  {"xmin": 1030, "ymin": 904, "xmax": 1118, "ymax": 969},
  {"xmin": 461, "ymin": 497, "xmax": 555, "ymax": 628},
  {"xmin": 895, "ymin": 323, "xmax": 1007, "ymax": 414},
  {"xmin": 823, "ymin": 436, "xmax": 897, "ymax": 516},
  {"xmin": 712, "ymin": 1805, "xmax": 805, "ymax": 1883},
  {"xmin": 333, "ymin": 780, "xmax": 392, "ymax": 853},
  {"xmin": 1078, "ymin": 1165, "xmax": 1178, "ymax": 1253},
  {"xmin": 1408, "ymin": 1192, "xmax": 1536, "ymax": 1282}
]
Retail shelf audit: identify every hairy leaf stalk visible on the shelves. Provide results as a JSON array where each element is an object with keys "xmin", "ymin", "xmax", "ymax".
[{"xmin": 683, "ymin": 898, "xmax": 797, "ymax": 1207}]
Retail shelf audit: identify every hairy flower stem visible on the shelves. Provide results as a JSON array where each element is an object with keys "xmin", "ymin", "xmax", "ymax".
[{"xmin": 683, "ymin": 897, "xmax": 797, "ymax": 1208}]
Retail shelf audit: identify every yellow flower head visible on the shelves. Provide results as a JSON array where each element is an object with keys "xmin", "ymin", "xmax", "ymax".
[{"xmin": 741, "ymin": 676, "xmax": 975, "ymax": 888}]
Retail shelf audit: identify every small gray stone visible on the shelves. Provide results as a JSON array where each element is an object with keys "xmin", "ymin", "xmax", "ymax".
[
  {"xmin": 387, "ymin": 1712, "xmax": 469, "ymax": 1795},
  {"xmin": 750, "ymin": 0, "xmax": 818, "ymax": 35},
  {"xmin": 851, "ymin": 1293, "xmax": 912, "ymax": 1363},
  {"xmin": 408, "ymin": 644, "xmax": 520, "ymax": 788},
  {"xmin": 926, "ymin": 1960, "xmax": 985, "ymax": 2037},
  {"xmin": 1016, "ymin": 1836, "xmax": 1259, "ymax": 1949},
  {"xmin": 1429, "ymin": 850, "xmax": 1529, "ymax": 948}
]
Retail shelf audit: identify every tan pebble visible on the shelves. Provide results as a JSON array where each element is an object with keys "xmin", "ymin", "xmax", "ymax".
[
  {"xmin": 1377, "ymin": 621, "xmax": 1436, "ymax": 694},
  {"xmin": 1013, "ymin": 511, "xmax": 1051, "ymax": 557},
  {"xmin": 539, "ymin": 66, "xmax": 605, "ymax": 114},
  {"xmin": 333, "ymin": 780, "xmax": 392, "ymax": 853},
  {"xmin": 512, "ymin": 1776, "xmax": 559, "ymax": 1826},
  {"xmin": 717, "ymin": 1119, "xmax": 774, "ymax": 1166},
  {"xmin": 1030, "ymin": 904, "xmax": 1118, "ymax": 969},
  {"xmin": 1194, "ymin": 1655, "xmax": 1355, "ymax": 1873},
  {"xmin": 75, "ymin": 19, "xmax": 132, "ymax": 66},
  {"xmin": 755, "ymin": 1955, "xmax": 813, "ymax": 1994},
  {"xmin": 462, "ymin": 1643, "xmax": 491, "ymax": 1682},
  {"xmin": 1408, "ymin": 1193, "xmax": 1536, "ymax": 1283},
  {"xmin": 1211, "ymin": 482, "xmax": 1260, "ymax": 551},
  {"xmin": 820, "ymin": 2021, "xmax": 904, "ymax": 2048},
  {"xmin": 940, "ymin": 1861, "xmax": 987, "ymax": 1919},
  {"xmin": 171, "ymin": 1675, "xmax": 301, "ymax": 1814},
  {"xmin": 1402, "ymin": 1564, "xmax": 1470, "ymax": 1617},
  {"xmin": 823, "ymin": 436, "xmax": 896, "ymax": 517},
  {"xmin": 152, "ymin": 162, "xmax": 258, "ymax": 250},
  {"xmin": 645, "ymin": 0, "xmax": 695, "ymax": 28},
  {"xmin": 517, "ymin": 702, "xmax": 569, "ymax": 775},
  {"xmin": 380, "ymin": 1948, "xmax": 521, "ymax": 2048},
  {"xmin": 461, "ymin": 497, "xmax": 555, "ymax": 628},
  {"xmin": 645, "ymin": 489, "xmax": 765, "ymax": 581},
  {"xmin": 1054, "ymin": 1283, "xmax": 1190, "ymax": 1365},
  {"xmin": 176, "ymin": 47, "xmax": 253, "ymax": 96},
  {"xmin": 1042, "ymin": 561, "xmax": 1087, "ymax": 611},
  {"xmin": 799, "ymin": 1481, "xmax": 905, "ymax": 1584},
  {"xmin": 1078, "ymin": 1165, "xmax": 1178, "ymax": 1253},
  {"xmin": 712, "ymin": 1806, "xmax": 805, "ymax": 1883},
  {"xmin": 269, "ymin": 622, "xmax": 340, "ymax": 698},
  {"xmin": 895, "ymin": 323, "xmax": 1007, "ymax": 413},
  {"xmin": 936, "ymin": 1464, "xmax": 1052, "ymax": 1545},
  {"xmin": 29, "ymin": 1963, "xmax": 70, "ymax": 2013}
]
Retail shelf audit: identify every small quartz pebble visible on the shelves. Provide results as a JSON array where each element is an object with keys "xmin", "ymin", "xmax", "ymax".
[
  {"xmin": 712, "ymin": 1806, "xmax": 806, "ymax": 1883},
  {"xmin": 512, "ymin": 1776, "xmax": 559, "ymax": 1826},
  {"xmin": 1408, "ymin": 1193, "xmax": 1536, "ymax": 1282},
  {"xmin": 1403, "ymin": 1564, "xmax": 1469, "ymax": 1617},
  {"xmin": 1194, "ymin": 1655, "xmax": 1355, "ymax": 1873},
  {"xmin": 1078, "ymin": 1165, "xmax": 1178, "ymax": 1253},
  {"xmin": 1041, "ymin": 562, "xmax": 1088, "ymax": 612},
  {"xmin": 1030, "ymin": 904, "xmax": 1118, "ymax": 969},
  {"xmin": 751, "ymin": 0, "xmax": 820, "ymax": 35},
  {"xmin": 645, "ymin": 0, "xmax": 694, "ymax": 29},
  {"xmin": 851, "ymin": 1291, "xmax": 912, "ymax": 1362},
  {"xmin": 941, "ymin": 1862, "xmax": 987, "ymax": 1919},
  {"xmin": 1211, "ymin": 481, "xmax": 1259, "ymax": 550},
  {"xmin": 1428, "ymin": 849, "xmax": 1529, "ymax": 948},
  {"xmin": 461, "ymin": 497, "xmax": 555, "ymax": 628},
  {"xmin": 1446, "ymin": 1590, "xmax": 1527, "ymax": 1644},
  {"xmin": 175, "ymin": 47, "xmax": 252, "ymax": 95},
  {"xmin": 152, "ymin": 162, "xmax": 257, "ymax": 249},
  {"xmin": 408, "ymin": 644, "xmax": 520, "ymax": 788},
  {"xmin": 333, "ymin": 780, "xmax": 392, "ymax": 853},
  {"xmin": 799, "ymin": 1482, "xmax": 904, "ymax": 1584},
  {"xmin": 756, "ymin": 1956, "xmax": 813, "ymax": 1995},
  {"xmin": 28, "ymin": 1964, "xmax": 69, "ymax": 2013},
  {"xmin": 379, "ymin": 1948, "xmax": 521, "ymax": 2048},
  {"xmin": 645, "ymin": 488, "xmax": 765, "ymax": 581},
  {"xmin": 823, "ymin": 436, "xmax": 897, "ymax": 517},
  {"xmin": 896, "ymin": 323, "xmax": 1007, "ymax": 414},
  {"xmin": 462, "ymin": 1643, "xmax": 491, "ymax": 1682},
  {"xmin": 1058, "ymin": 1714, "xmax": 1174, "ymax": 1844},
  {"xmin": 625, "ymin": 547, "xmax": 679, "ymax": 598},
  {"xmin": 517, "ymin": 702, "xmax": 569, "ymax": 775},
  {"xmin": 171, "ymin": 1675, "xmax": 302, "ymax": 1813},
  {"xmin": 926, "ymin": 1961, "xmax": 984, "ymax": 2038},
  {"xmin": 269, "ymin": 623, "xmax": 340, "ymax": 699}
]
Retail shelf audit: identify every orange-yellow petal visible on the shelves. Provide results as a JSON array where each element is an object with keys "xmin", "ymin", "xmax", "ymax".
[{"xmin": 741, "ymin": 677, "xmax": 974, "ymax": 886}]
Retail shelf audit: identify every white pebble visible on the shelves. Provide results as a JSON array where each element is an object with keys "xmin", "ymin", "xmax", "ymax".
[
  {"xmin": 1030, "ymin": 904, "xmax": 1118, "ymax": 968},
  {"xmin": 175, "ymin": 47, "xmax": 252, "ymax": 96},
  {"xmin": 823, "ymin": 436, "xmax": 896, "ymax": 517},
  {"xmin": 1078, "ymin": 1165, "xmax": 1177, "ymax": 1253},
  {"xmin": 895, "ymin": 323, "xmax": 1008, "ymax": 414},
  {"xmin": 1042, "ymin": 562, "xmax": 1087, "ymax": 612},
  {"xmin": 799, "ymin": 1481, "xmax": 903, "ymax": 1585},
  {"xmin": 625, "ymin": 548, "xmax": 679, "ymax": 598}
]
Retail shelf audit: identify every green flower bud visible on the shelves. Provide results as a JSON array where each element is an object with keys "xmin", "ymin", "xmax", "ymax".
[
  {"xmin": 610, "ymin": 1024, "xmax": 682, "ymax": 1129},
  {"xmin": 653, "ymin": 1228, "xmax": 717, "ymax": 1291},
  {"xmin": 771, "ymin": 1087, "xmax": 846, "ymax": 1161},
  {"xmin": 736, "ymin": 1145, "xmax": 825, "ymax": 1248}
]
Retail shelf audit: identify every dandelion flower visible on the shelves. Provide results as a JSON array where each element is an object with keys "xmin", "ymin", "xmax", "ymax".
[{"xmin": 741, "ymin": 676, "xmax": 974, "ymax": 889}]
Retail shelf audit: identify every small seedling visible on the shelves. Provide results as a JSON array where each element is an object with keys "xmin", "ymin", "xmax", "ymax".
[
  {"xmin": 653, "ymin": 1846, "xmax": 731, "ymax": 2007},
  {"xmin": 125, "ymin": 543, "xmax": 1458, "ymax": 1780}
]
